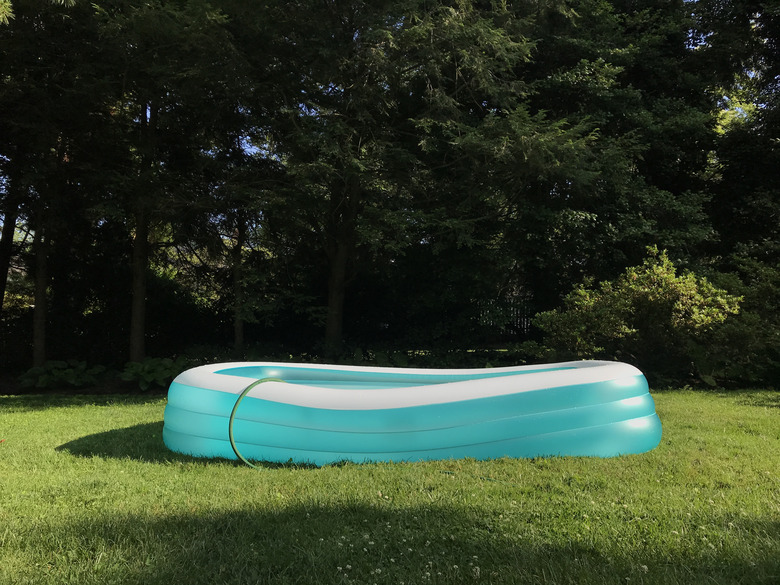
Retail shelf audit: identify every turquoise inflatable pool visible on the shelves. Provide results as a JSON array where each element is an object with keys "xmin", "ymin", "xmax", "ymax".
[{"xmin": 163, "ymin": 360, "xmax": 662, "ymax": 465}]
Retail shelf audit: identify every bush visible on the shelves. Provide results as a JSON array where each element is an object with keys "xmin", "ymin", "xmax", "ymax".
[
  {"xmin": 19, "ymin": 360, "xmax": 107, "ymax": 389},
  {"xmin": 534, "ymin": 248, "xmax": 742, "ymax": 385},
  {"xmin": 701, "ymin": 255, "xmax": 780, "ymax": 388},
  {"xmin": 120, "ymin": 356, "xmax": 195, "ymax": 391}
]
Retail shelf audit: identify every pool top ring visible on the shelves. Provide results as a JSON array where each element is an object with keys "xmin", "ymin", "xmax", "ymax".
[{"xmin": 163, "ymin": 360, "xmax": 662, "ymax": 466}]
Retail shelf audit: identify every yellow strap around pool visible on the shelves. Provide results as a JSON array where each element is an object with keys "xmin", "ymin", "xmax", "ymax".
[{"xmin": 228, "ymin": 377, "xmax": 287, "ymax": 468}]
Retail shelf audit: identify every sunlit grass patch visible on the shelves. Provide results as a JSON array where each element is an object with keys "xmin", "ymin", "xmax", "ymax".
[{"xmin": 0, "ymin": 389, "xmax": 778, "ymax": 584}]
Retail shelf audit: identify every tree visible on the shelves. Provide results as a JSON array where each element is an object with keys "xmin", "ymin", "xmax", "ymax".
[
  {"xmin": 0, "ymin": 0, "xmax": 75, "ymax": 25},
  {"xmin": 0, "ymin": 0, "xmax": 775, "ymax": 385},
  {"xmin": 500, "ymin": 0, "xmax": 720, "ymax": 305},
  {"xmin": 2, "ymin": 0, "xmax": 258, "ymax": 364},
  {"xmin": 696, "ymin": 0, "xmax": 780, "ymax": 387},
  {"xmin": 701, "ymin": 0, "xmax": 780, "ymax": 260},
  {"xmin": 244, "ymin": 0, "xmax": 599, "ymax": 357},
  {"xmin": 0, "ymin": 0, "xmax": 114, "ymax": 365},
  {"xmin": 91, "ymin": 0, "xmax": 252, "ymax": 361}
]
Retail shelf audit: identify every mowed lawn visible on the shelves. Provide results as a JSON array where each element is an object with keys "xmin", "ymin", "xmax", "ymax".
[{"xmin": 0, "ymin": 389, "xmax": 778, "ymax": 585}]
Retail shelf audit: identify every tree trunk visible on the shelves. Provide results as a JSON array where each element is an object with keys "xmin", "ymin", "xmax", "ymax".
[
  {"xmin": 0, "ymin": 206, "xmax": 19, "ymax": 317},
  {"xmin": 129, "ymin": 205, "xmax": 149, "ymax": 363},
  {"xmin": 323, "ymin": 179, "xmax": 359, "ymax": 361},
  {"xmin": 324, "ymin": 239, "xmax": 350, "ymax": 361},
  {"xmin": 232, "ymin": 219, "xmax": 246, "ymax": 354},
  {"xmin": 32, "ymin": 227, "xmax": 49, "ymax": 367},
  {"xmin": 129, "ymin": 102, "xmax": 157, "ymax": 363}
]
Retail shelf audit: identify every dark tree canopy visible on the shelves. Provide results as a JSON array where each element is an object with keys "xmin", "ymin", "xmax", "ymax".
[{"xmin": 0, "ymin": 0, "xmax": 777, "ymax": 387}]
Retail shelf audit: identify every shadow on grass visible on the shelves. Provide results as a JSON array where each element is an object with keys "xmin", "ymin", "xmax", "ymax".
[
  {"xmin": 25, "ymin": 503, "xmax": 780, "ymax": 585},
  {"xmin": 735, "ymin": 391, "xmax": 780, "ymax": 409},
  {"xmin": 57, "ymin": 422, "xmax": 308, "ymax": 469},
  {"xmin": 58, "ymin": 422, "xmax": 195, "ymax": 464}
]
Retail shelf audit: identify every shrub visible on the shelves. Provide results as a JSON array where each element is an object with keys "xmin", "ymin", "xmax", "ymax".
[
  {"xmin": 19, "ymin": 360, "xmax": 107, "ymax": 389},
  {"xmin": 534, "ymin": 248, "xmax": 742, "ymax": 385},
  {"xmin": 701, "ymin": 255, "xmax": 780, "ymax": 388},
  {"xmin": 120, "ymin": 356, "xmax": 195, "ymax": 391}
]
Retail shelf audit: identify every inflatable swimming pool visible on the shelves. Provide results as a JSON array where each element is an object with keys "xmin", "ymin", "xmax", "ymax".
[{"xmin": 163, "ymin": 360, "xmax": 661, "ymax": 465}]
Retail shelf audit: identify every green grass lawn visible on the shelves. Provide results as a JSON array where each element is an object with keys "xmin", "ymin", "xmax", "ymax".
[{"xmin": 0, "ymin": 389, "xmax": 778, "ymax": 585}]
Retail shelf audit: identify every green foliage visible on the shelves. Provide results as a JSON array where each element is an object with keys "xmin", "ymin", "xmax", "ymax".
[
  {"xmin": 1, "ymin": 0, "xmax": 778, "ymax": 389},
  {"xmin": 535, "ymin": 248, "xmax": 742, "ymax": 384},
  {"xmin": 18, "ymin": 360, "xmax": 106, "ymax": 389},
  {"xmin": 339, "ymin": 345, "xmax": 557, "ymax": 371},
  {"xmin": 0, "ymin": 0, "xmax": 11, "ymax": 24},
  {"xmin": 119, "ymin": 356, "xmax": 194, "ymax": 391},
  {"xmin": 702, "ymin": 255, "xmax": 780, "ymax": 388}
]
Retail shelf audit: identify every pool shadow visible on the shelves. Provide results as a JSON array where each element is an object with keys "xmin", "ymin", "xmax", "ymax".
[
  {"xmin": 57, "ymin": 422, "xmax": 182, "ymax": 463},
  {"xmin": 57, "ymin": 421, "xmax": 246, "ymax": 466},
  {"xmin": 57, "ymin": 422, "xmax": 315, "ymax": 469}
]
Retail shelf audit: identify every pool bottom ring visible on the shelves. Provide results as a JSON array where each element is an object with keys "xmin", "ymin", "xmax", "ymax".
[{"xmin": 163, "ymin": 360, "xmax": 662, "ymax": 466}]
